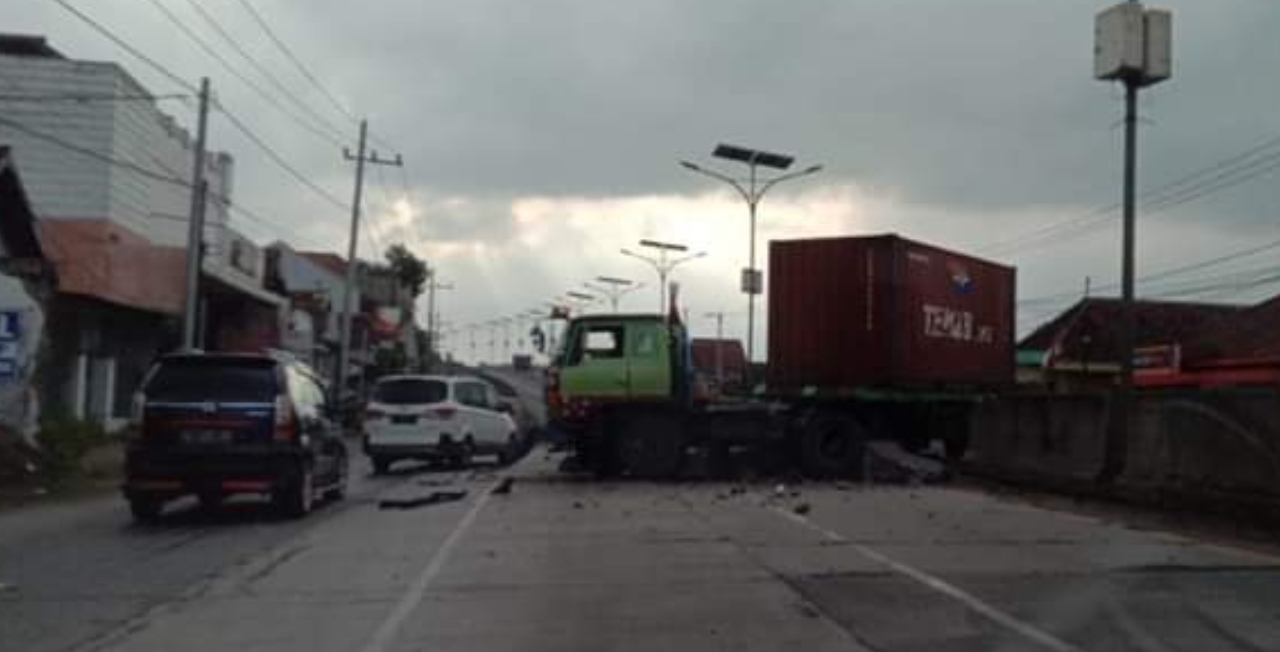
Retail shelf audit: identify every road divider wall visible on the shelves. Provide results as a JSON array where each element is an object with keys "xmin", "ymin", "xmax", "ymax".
[{"xmin": 965, "ymin": 387, "xmax": 1280, "ymax": 523}]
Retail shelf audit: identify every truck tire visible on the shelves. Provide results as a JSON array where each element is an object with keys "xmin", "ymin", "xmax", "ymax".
[
  {"xmin": 798, "ymin": 414, "xmax": 867, "ymax": 479},
  {"xmin": 128, "ymin": 495, "xmax": 164, "ymax": 524},
  {"xmin": 615, "ymin": 412, "xmax": 685, "ymax": 480}
]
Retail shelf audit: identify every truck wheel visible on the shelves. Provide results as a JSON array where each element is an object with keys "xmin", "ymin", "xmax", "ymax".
[
  {"xmin": 615, "ymin": 413, "xmax": 685, "ymax": 479},
  {"xmin": 706, "ymin": 441, "xmax": 734, "ymax": 480},
  {"xmin": 799, "ymin": 414, "xmax": 867, "ymax": 479},
  {"xmin": 371, "ymin": 456, "xmax": 392, "ymax": 475},
  {"xmin": 128, "ymin": 495, "xmax": 164, "ymax": 524}
]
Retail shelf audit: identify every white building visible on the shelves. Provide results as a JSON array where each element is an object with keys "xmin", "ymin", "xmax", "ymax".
[
  {"xmin": 0, "ymin": 35, "xmax": 282, "ymax": 429},
  {"xmin": 0, "ymin": 35, "xmax": 232, "ymax": 248}
]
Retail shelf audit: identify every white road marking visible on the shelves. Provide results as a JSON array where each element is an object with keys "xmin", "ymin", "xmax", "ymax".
[
  {"xmin": 359, "ymin": 481, "xmax": 496, "ymax": 652},
  {"xmin": 771, "ymin": 505, "xmax": 1089, "ymax": 652}
]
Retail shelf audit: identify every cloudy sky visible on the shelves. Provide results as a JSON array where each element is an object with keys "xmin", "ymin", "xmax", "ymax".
[{"xmin": 6, "ymin": 0, "xmax": 1280, "ymax": 362}]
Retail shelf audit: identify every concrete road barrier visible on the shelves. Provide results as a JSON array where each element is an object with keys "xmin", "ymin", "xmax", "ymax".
[{"xmin": 966, "ymin": 387, "xmax": 1280, "ymax": 524}]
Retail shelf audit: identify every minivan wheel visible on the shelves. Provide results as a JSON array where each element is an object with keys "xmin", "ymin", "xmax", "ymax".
[
  {"xmin": 128, "ymin": 495, "xmax": 164, "ymax": 524},
  {"xmin": 274, "ymin": 464, "xmax": 313, "ymax": 518}
]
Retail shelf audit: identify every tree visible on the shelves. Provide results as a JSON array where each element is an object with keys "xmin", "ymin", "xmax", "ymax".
[{"xmin": 384, "ymin": 244, "xmax": 429, "ymax": 297}]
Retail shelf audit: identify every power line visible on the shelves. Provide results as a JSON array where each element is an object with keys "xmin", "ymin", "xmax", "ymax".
[
  {"xmin": 214, "ymin": 102, "xmax": 348, "ymax": 211},
  {"xmin": 0, "ymin": 113, "xmax": 327, "ymax": 248},
  {"xmin": 178, "ymin": 0, "xmax": 351, "ymax": 141},
  {"xmin": 51, "ymin": 0, "xmax": 197, "ymax": 93},
  {"xmin": 140, "ymin": 0, "xmax": 345, "ymax": 149},
  {"xmin": 232, "ymin": 0, "xmax": 355, "ymax": 123},
  {"xmin": 0, "ymin": 92, "xmax": 190, "ymax": 103},
  {"xmin": 983, "ymin": 134, "xmax": 1280, "ymax": 257}
]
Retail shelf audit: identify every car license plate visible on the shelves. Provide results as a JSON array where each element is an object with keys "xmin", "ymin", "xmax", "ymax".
[
  {"xmin": 182, "ymin": 429, "xmax": 233, "ymax": 445},
  {"xmin": 391, "ymin": 415, "xmax": 417, "ymax": 425}
]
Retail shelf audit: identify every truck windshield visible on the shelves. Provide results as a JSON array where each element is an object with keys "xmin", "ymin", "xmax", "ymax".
[{"xmin": 372, "ymin": 378, "xmax": 448, "ymax": 405}]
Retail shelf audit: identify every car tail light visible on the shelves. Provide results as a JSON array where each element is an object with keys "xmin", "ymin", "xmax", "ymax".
[
  {"xmin": 273, "ymin": 394, "xmax": 296, "ymax": 440},
  {"xmin": 365, "ymin": 407, "xmax": 387, "ymax": 421},
  {"xmin": 434, "ymin": 407, "xmax": 456, "ymax": 420},
  {"xmin": 129, "ymin": 391, "xmax": 146, "ymax": 426}
]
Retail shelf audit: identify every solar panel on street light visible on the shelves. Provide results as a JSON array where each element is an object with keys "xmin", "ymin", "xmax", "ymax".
[
  {"xmin": 640, "ymin": 239, "xmax": 688, "ymax": 252},
  {"xmin": 713, "ymin": 143, "xmax": 793, "ymax": 170}
]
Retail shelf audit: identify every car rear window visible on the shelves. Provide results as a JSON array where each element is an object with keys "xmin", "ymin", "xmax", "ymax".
[
  {"xmin": 144, "ymin": 358, "xmax": 279, "ymax": 403},
  {"xmin": 373, "ymin": 379, "xmax": 448, "ymax": 405}
]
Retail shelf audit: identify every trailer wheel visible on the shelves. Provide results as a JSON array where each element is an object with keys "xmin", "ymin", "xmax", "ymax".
[
  {"xmin": 799, "ymin": 414, "xmax": 867, "ymax": 479},
  {"xmin": 615, "ymin": 412, "xmax": 685, "ymax": 479}
]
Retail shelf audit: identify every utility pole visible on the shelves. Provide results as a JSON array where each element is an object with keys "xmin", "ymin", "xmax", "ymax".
[
  {"xmin": 181, "ymin": 77, "xmax": 210, "ymax": 351},
  {"xmin": 1093, "ymin": 2, "xmax": 1172, "ymax": 482},
  {"xmin": 425, "ymin": 274, "xmax": 454, "ymax": 369},
  {"xmin": 336, "ymin": 120, "xmax": 402, "ymax": 401}
]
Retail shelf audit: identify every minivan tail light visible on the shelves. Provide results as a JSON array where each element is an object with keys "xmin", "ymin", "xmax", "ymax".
[
  {"xmin": 273, "ymin": 394, "xmax": 296, "ymax": 440},
  {"xmin": 434, "ymin": 407, "xmax": 456, "ymax": 420}
]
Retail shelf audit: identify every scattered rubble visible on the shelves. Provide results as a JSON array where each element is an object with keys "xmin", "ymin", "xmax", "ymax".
[
  {"xmin": 793, "ymin": 503, "xmax": 811, "ymax": 515},
  {"xmin": 572, "ymin": 501, "xmax": 584, "ymax": 509},
  {"xmin": 864, "ymin": 440, "xmax": 948, "ymax": 484},
  {"xmin": 378, "ymin": 490, "xmax": 468, "ymax": 510},
  {"xmin": 491, "ymin": 477, "xmax": 515, "ymax": 495}
]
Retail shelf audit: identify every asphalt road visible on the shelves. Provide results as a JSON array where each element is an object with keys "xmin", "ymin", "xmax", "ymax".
[{"xmin": 3, "ymin": 450, "xmax": 1280, "ymax": 651}]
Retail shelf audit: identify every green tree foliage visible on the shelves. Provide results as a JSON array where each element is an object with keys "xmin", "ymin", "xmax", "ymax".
[{"xmin": 384, "ymin": 244, "xmax": 429, "ymax": 297}]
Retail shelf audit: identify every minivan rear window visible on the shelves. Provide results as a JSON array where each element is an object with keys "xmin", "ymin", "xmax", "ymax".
[
  {"xmin": 373, "ymin": 379, "xmax": 448, "ymax": 405},
  {"xmin": 144, "ymin": 358, "xmax": 280, "ymax": 403}
]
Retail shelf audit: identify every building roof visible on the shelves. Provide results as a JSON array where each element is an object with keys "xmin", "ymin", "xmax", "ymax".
[
  {"xmin": 0, "ymin": 147, "xmax": 44, "ymax": 260},
  {"xmin": 0, "ymin": 34, "xmax": 64, "ymax": 59},
  {"xmin": 1019, "ymin": 297, "xmax": 1244, "ymax": 365},
  {"xmin": 299, "ymin": 251, "xmax": 349, "ymax": 277},
  {"xmin": 1180, "ymin": 294, "xmax": 1280, "ymax": 364}
]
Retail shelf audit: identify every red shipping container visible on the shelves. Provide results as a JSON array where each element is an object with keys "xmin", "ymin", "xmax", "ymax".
[{"xmin": 767, "ymin": 235, "xmax": 1015, "ymax": 391}]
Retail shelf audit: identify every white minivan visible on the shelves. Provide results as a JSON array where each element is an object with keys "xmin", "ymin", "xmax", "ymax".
[{"xmin": 362, "ymin": 375, "xmax": 519, "ymax": 474}]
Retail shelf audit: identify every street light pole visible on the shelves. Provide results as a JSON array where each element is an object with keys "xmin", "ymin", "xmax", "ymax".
[
  {"xmin": 621, "ymin": 239, "xmax": 705, "ymax": 313},
  {"xmin": 681, "ymin": 145, "xmax": 822, "ymax": 364}
]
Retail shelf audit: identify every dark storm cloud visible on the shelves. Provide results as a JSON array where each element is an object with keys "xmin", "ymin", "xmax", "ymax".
[{"xmin": 280, "ymin": 0, "xmax": 1280, "ymax": 219}]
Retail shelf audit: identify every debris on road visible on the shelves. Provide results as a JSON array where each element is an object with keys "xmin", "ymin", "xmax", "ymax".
[
  {"xmin": 378, "ymin": 490, "xmax": 468, "ymax": 510},
  {"xmin": 491, "ymin": 477, "xmax": 515, "ymax": 495},
  {"xmin": 0, "ymin": 581, "xmax": 15, "ymax": 593},
  {"xmin": 572, "ymin": 501, "xmax": 584, "ymax": 510},
  {"xmin": 793, "ymin": 503, "xmax": 811, "ymax": 515},
  {"xmin": 865, "ymin": 440, "xmax": 948, "ymax": 484},
  {"xmin": 416, "ymin": 477, "xmax": 455, "ymax": 487}
]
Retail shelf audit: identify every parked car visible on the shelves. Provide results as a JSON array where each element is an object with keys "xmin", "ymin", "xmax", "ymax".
[
  {"xmin": 363, "ymin": 375, "xmax": 519, "ymax": 474},
  {"xmin": 123, "ymin": 352, "xmax": 349, "ymax": 523}
]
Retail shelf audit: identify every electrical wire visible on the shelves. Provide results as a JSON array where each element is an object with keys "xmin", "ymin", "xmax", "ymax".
[
  {"xmin": 983, "ymin": 134, "xmax": 1280, "ymax": 257},
  {"xmin": 140, "ymin": 0, "xmax": 345, "ymax": 149},
  {"xmin": 231, "ymin": 0, "xmax": 355, "ymax": 123},
  {"xmin": 0, "ymin": 92, "xmax": 190, "ymax": 103},
  {"xmin": 51, "ymin": 0, "xmax": 197, "ymax": 93},
  {"xmin": 178, "ymin": 0, "xmax": 351, "ymax": 141},
  {"xmin": 214, "ymin": 102, "xmax": 349, "ymax": 211},
  {"xmin": 0, "ymin": 113, "xmax": 328, "ymax": 248}
]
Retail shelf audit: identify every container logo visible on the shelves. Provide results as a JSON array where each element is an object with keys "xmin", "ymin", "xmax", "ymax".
[{"xmin": 947, "ymin": 262, "xmax": 973, "ymax": 295}]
